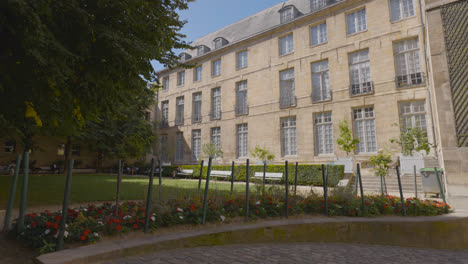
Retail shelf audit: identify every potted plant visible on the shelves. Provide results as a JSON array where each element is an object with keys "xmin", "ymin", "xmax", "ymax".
[{"xmin": 335, "ymin": 119, "xmax": 360, "ymax": 174}]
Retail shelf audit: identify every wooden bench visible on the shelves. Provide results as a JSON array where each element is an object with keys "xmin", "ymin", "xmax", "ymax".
[
  {"xmin": 253, "ymin": 172, "xmax": 283, "ymax": 181},
  {"xmin": 209, "ymin": 170, "xmax": 232, "ymax": 179},
  {"xmin": 177, "ymin": 169, "xmax": 193, "ymax": 177}
]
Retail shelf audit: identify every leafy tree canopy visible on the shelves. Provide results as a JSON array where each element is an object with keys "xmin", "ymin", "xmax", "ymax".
[{"xmin": 336, "ymin": 119, "xmax": 360, "ymax": 156}]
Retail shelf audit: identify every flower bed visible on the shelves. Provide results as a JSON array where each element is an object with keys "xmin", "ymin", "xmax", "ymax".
[{"xmin": 12, "ymin": 193, "xmax": 450, "ymax": 254}]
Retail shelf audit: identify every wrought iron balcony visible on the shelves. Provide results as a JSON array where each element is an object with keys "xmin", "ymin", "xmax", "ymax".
[
  {"xmin": 280, "ymin": 95, "xmax": 297, "ymax": 108},
  {"xmin": 350, "ymin": 81, "xmax": 374, "ymax": 96},
  {"xmin": 235, "ymin": 103, "xmax": 249, "ymax": 116},
  {"xmin": 396, "ymin": 72, "xmax": 425, "ymax": 88},
  {"xmin": 311, "ymin": 90, "xmax": 332, "ymax": 103}
]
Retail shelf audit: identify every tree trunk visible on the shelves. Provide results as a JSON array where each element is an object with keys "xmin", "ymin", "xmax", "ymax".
[
  {"xmin": 96, "ymin": 150, "xmax": 104, "ymax": 173},
  {"xmin": 64, "ymin": 136, "xmax": 72, "ymax": 174}
]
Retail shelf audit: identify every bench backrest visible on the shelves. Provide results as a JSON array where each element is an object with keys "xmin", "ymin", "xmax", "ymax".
[
  {"xmin": 210, "ymin": 170, "xmax": 232, "ymax": 176},
  {"xmin": 180, "ymin": 169, "xmax": 193, "ymax": 174},
  {"xmin": 254, "ymin": 172, "xmax": 283, "ymax": 178}
]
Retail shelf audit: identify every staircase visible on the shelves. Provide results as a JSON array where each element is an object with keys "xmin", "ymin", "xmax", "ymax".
[{"xmin": 356, "ymin": 168, "xmax": 423, "ymax": 195}]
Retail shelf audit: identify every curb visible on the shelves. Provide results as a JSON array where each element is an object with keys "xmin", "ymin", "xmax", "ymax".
[{"xmin": 35, "ymin": 213, "xmax": 468, "ymax": 264}]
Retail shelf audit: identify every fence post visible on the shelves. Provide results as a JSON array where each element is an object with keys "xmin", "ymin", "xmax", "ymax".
[
  {"xmin": 396, "ymin": 166, "xmax": 406, "ymax": 216},
  {"xmin": 56, "ymin": 159, "xmax": 74, "ymax": 251},
  {"xmin": 294, "ymin": 162, "xmax": 298, "ymax": 196},
  {"xmin": 198, "ymin": 160, "xmax": 204, "ymax": 191},
  {"xmin": 144, "ymin": 158, "xmax": 155, "ymax": 232},
  {"xmin": 321, "ymin": 164, "xmax": 329, "ymax": 216},
  {"xmin": 263, "ymin": 161, "xmax": 266, "ymax": 187},
  {"xmin": 380, "ymin": 175, "xmax": 384, "ymax": 195},
  {"xmin": 17, "ymin": 151, "xmax": 30, "ymax": 233},
  {"xmin": 245, "ymin": 159, "xmax": 250, "ymax": 220},
  {"xmin": 3, "ymin": 154, "xmax": 21, "ymax": 233},
  {"xmin": 434, "ymin": 167, "xmax": 446, "ymax": 204},
  {"xmin": 230, "ymin": 161, "xmax": 235, "ymax": 195},
  {"xmin": 357, "ymin": 163, "xmax": 365, "ymax": 210},
  {"xmin": 285, "ymin": 161, "xmax": 289, "ymax": 218},
  {"xmin": 201, "ymin": 157, "xmax": 212, "ymax": 224},
  {"xmin": 158, "ymin": 159, "xmax": 162, "ymax": 201},
  {"xmin": 114, "ymin": 160, "xmax": 122, "ymax": 216},
  {"xmin": 413, "ymin": 165, "xmax": 418, "ymax": 199}
]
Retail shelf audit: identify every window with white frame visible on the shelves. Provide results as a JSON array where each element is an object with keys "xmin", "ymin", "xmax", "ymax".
[
  {"xmin": 192, "ymin": 130, "xmax": 201, "ymax": 160},
  {"xmin": 236, "ymin": 50, "xmax": 248, "ymax": 69},
  {"xmin": 197, "ymin": 46, "xmax": 205, "ymax": 56},
  {"xmin": 160, "ymin": 135, "xmax": 168, "ymax": 161},
  {"xmin": 354, "ymin": 107, "xmax": 377, "ymax": 153},
  {"xmin": 212, "ymin": 59, "xmax": 221, "ymax": 76},
  {"xmin": 394, "ymin": 38, "xmax": 423, "ymax": 88},
  {"xmin": 161, "ymin": 100, "xmax": 169, "ymax": 127},
  {"xmin": 237, "ymin": 124, "xmax": 248, "ymax": 158},
  {"xmin": 400, "ymin": 101, "xmax": 427, "ymax": 132},
  {"xmin": 390, "ymin": 0, "xmax": 415, "ymax": 21},
  {"xmin": 310, "ymin": 22, "xmax": 327, "ymax": 46},
  {"xmin": 4, "ymin": 140, "xmax": 16, "ymax": 153},
  {"xmin": 214, "ymin": 38, "xmax": 223, "ymax": 49},
  {"xmin": 176, "ymin": 132, "xmax": 184, "ymax": 161},
  {"xmin": 211, "ymin": 127, "xmax": 221, "ymax": 154},
  {"xmin": 279, "ymin": 34, "xmax": 294, "ymax": 56},
  {"xmin": 312, "ymin": 60, "xmax": 331, "ymax": 102},
  {"xmin": 311, "ymin": 0, "xmax": 327, "ymax": 11},
  {"xmin": 280, "ymin": 7, "xmax": 294, "ymax": 24},
  {"xmin": 211, "ymin": 87, "xmax": 221, "ymax": 120},
  {"xmin": 281, "ymin": 117, "xmax": 297, "ymax": 156},
  {"xmin": 192, "ymin": 92, "xmax": 202, "ymax": 123},
  {"xmin": 280, "ymin": 68, "xmax": 296, "ymax": 107},
  {"xmin": 177, "ymin": 71, "xmax": 185, "ymax": 86},
  {"xmin": 236, "ymin": 81, "xmax": 248, "ymax": 115},
  {"xmin": 346, "ymin": 9, "xmax": 367, "ymax": 35},
  {"xmin": 175, "ymin": 96, "xmax": 184, "ymax": 125},
  {"xmin": 194, "ymin": 66, "xmax": 202, "ymax": 82},
  {"xmin": 349, "ymin": 49, "xmax": 372, "ymax": 95},
  {"xmin": 315, "ymin": 112, "xmax": 334, "ymax": 155},
  {"xmin": 162, "ymin": 76, "xmax": 169, "ymax": 91}
]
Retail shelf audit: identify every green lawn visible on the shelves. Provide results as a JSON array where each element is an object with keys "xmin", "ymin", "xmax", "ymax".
[{"xmin": 0, "ymin": 174, "xmax": 249, "ymax": 209}]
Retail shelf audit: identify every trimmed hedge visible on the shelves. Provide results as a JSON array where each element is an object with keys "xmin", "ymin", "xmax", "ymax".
[{"xmin": 174, "ymin": 164, "xmax": 344, "ymax": 187}]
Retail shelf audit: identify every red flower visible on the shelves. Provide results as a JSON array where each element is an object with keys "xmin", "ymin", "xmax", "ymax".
[
  {"xmin": 269, "ymin": 201, "xmax": 273, "ymax": 205},
  {"xmin": 190, "ymin": 203, "xmax": 195, "ymax": 212},
  {"xmin": 55, "ymin": 215, "xmax": 62, "ymax": 223},
  {"xmin": 129, "ymin": 219, "xmax": 134, "ymax": 223},
  {"xmin": 364, "ymin": 201, "xmax": 370, "ymax": 206},
  {"xmin": 255, "ymin": 210, "xmax": 259, "ymax": 214},
  {"xmin": 115, "ymin": 225, "xmax": 122, "ymax": 231},
  {"xmin": 80, "ymin": 235, "xmax": 86, "ymax": 241},
  {"xmin": 133, "ymin": 224, "xmax": 138, "ymax": 229},
  {"xmin": 31, "ymin": 222, "xmax": 37, "ymax": 228},
  {"xmin": 52, "ymin": 223, "xmax": 58, "ymax": 229},
  {"xmin": 384, "ymin": 204, "xmax": 388, "ymax": 209},
  {"xmin": 83, "ymin": 228, "xmax": 91, "ymax": 236}
]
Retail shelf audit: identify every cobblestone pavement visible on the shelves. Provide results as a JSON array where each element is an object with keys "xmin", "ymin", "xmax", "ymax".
[{"xmin": 103, "ymin": 243, "xmax": 468, "ymax": 264}]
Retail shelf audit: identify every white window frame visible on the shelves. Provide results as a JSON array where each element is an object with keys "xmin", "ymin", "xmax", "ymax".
[
  {"xmin": 236, "ymin": 81, "xmax": 248, "ymax": 115},
  {"xmin": 194, "ymin": 65, "xmax": 202, "ymax": 82},
  {"xmin": 280, "ymin": 7, "xmax": 294, "ymax": 24},
  {"xmin": 315, "ymin": 112, "xmax": 334, "ymax": 155},
  {"xmin": 177, "ymin": 71, "xmax": 185, "ymax": 86},
  {"xmin": 346, "ymin": 8, "xmax": 367, "ymax": 35},
  {"xmin": 281, "ymin": 117, "xmax": 297, "ymax": 157},
  {"xmin": 237, "ymin": 124, "xmax": 248, "ymax": 158},
  {"xmin": 400, "ymin": 101, "xmax": 427, "ymax": 132},
  {"xmin": 280, "ymin": 68, "xmax": 296, "ymax": 107},
  {"xmin": 394, "ymin": 38, "xmax": 423, "ymax": 88},
  {"xmin": 211, "ymin": 127, "xmax": 221, "ymax": 154},
  {"xmin": 389, "ymin": 0, "xmax": 415, "ymax": 22},
  {"xmin": 236, "ymin": 50, "xmax": 248, "ymax": 69},
  {"xmin": 192, "ymin": 92, "xmax": 202, "ymax": 123},
  {"xmin": 211, "ymin": 87, "xmax": 221, "ymax": 120},
  {"xmin": 311, "ymin": 60, "xmax": 331, "ymax": 102},
  {"xmin": 311, "ymin": 0, "xmax": 327, "ymax": 11},
  {"xmin": 212, "ymin": 59, "xmax": 221, "ymax": 76},
  {"xmin": 161, "ymin": 100, "xmax": 169, "ymax": 127},
  {"xmin": 214, "ymin": 38, "xmax": 223, "ymax": 49},
  {"xmin": 354, "ymin": 107, "xmax": 377, "ymax": 153},
  {"xmin": 175, "ymin": 96, "xmax": 184, "ymax": 125},
  {"xmin": 162, "ymin": 76, "xmax": 169, "ymax": 91},
  {"xmin": 175, "ymin": 132, "xmax": 184, "ymax": 161},
  {"xmin": 279, "ymin": 34, "xmax": 294, "ymax": 56},
  {"xmin": 310, "ymin": 22, "xmax": 327, "ymax": 46},
  {"xmin": 192, "ymin": 130, "xmax": 201, "ymax": 161},
  {"xmin": 349, "ymin": 49, "xmax": 372, "ymax": 96}
]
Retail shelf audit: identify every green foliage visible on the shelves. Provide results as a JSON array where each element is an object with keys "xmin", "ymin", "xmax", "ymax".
[
  {"xmin": 368, "ymin": 149, "xmax": 393, "ymax": 178},
  {"xmin": 336, "ymin": 119, "xmax": 360, "ymax": 156},
  {"xmin": 202, "ymin": 143, "xmax": 223, "ymax": 159},
  {"xmin": 249, "ymin": 145, "xmax": 275, "ymax": 162},
  {"xmin": 390, "ymin": 126, "xmax": 433, "ymax": 156},
  {"xmin": 179, "ymin": 164, "xmax": 345, "ymax": 187}
]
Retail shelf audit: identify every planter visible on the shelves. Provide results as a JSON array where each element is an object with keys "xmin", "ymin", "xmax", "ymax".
[
  {"xmin": 334, "ymin": 157, "xmax": 353, "ymax": 174},
  {"xmin": 400, "ymin": 154, "xmax": 424, "ymax": 176}
]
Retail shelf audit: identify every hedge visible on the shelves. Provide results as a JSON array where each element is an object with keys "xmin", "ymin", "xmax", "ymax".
[{"xmin": 173, "ymin": 164, "xmax": 345, "ymax": 187}]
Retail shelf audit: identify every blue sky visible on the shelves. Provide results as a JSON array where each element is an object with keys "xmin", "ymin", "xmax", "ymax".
[{"xmin": 151, "ymin": 0, "xmax": 285, "ymax": 71}]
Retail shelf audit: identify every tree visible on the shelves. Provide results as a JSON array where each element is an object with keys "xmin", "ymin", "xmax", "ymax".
[
  {"xmin": 250, "ymin": 145, "xmax": 275, "ymax": 163},
  {"xmin": 390, "ymin": 126, "xmax": 433, "ymax": 156},
  {"xmin": 336, "ymin": 119, "xmax": 360, "ymax": 156},
  {"xmin": 368, "ymin": 149, "xmax": 393, "ymax": 195},
  {"xmin": 202, "ymin": 143, "xmax": 223, "ymax": 159},
  {"xmin": 0, "ymin": 0, "xmax": 193, "ymax": 160}
]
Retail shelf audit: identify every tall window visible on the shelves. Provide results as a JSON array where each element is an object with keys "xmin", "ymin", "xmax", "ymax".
[
  {"xmin": 354, "ymin": 107, "xmax": 377, "ymax": 153},
  {"xmin": 192, "ymin": 130, "xmax": 201, "ymax": 160},
  {"xmin": 280, "ymin": 7, "xmax": 294, "ymax": 24},
  {"xmin": 175, "ymin": 96, "xmax": 184, "ymax": 125},
  {"xmin": 236, "ymin": 81, "xmax": 248, "ymax": 115},
  {"xmin": 236, "ymin": 50, "xmax": 248, "ymax": 69},
  {"xmin": 281, "ymin": 117, "xmax": 297, "ymax": 156},
  {"xmin": 310, "ymin": 22, "xmax": 327, "ymax": 46},
  {"xmin": 212, "ymin": 59, "xmax": 221, "ymax": 76},
  {"xmin": 177, "ymin": 71, "xmax": 185, "ymax": 86},
  {"xmin": 280, "ymin": 68, "xmax": 296, "ymax": 107},
  {"xmin": 347, "ymin": 9, "xmax": 367, "ymax": 35},
  {"xmin": 192, "ymin": 92, "xmax": 202, "ymax": 123},
  {"xmin": 161, "ymin": 100, "xmax": 169, "ymax": 127},
  {"xmin": 394, "ymin": 38, "xmax": 423, "ymax": 88},
  {"xmin": 311, "ymin": 0, "xmax": 327, "ymax": 11},
  {"xmin": 312, "ymin": 60, "xmax": 331, "ymax": 102},
  {"xmin": 400, "ymin": 101, "xmax": 427, "ymax": 132},
  {"xmin": 315, "ymin": 112, "xmax": 334, "ymax": 155},
  {"xmin": 390, "ymin": 0, "xmax": 415, "ymax": 21},
  {"xmin": 194, "ymin": 66, "xmax": 202, "ymax": 82},
  {"xmin": 160, "ymin": 135, "xmax": 168, "ymax": 161},
  {"xmin": 175, "ymin": 132, "xmax": 184, "ymax": 161},
  {"xmin": 211, "ymin": 87, "xmax": 221, "ymax": 120},
  {"xmin": 162, "ymin": 76, "xmax": 169, "ymax": 91},
  {"xmin": 349, "ymin": 49, "xmax": 372, "ymax": 95},
  {"xmin": 211, "ymin": 127, "xmax": 221, "ymax": 154},
  {"xmin": 279, "ymin": 34, "xmax": 294, "ymax": 56},
  {"xmin": 237, "ymin": 124, "xmax": 248, "ymax": 158}
]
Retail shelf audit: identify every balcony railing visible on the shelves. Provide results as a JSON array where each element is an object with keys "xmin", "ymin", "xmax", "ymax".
[
  {"xmin": 175, "ymin": 115, "xmax": 184, "ymax": 126},
  {"xmin": 235, "ymin": 103, "xmax": 249, "ymax": 116},
  {"xmin": 210, "ymin": 111, "xmax": 222, "ymax": 121},
  {"xmin": 311, "ymin": 90, "xmax": 332, "ymax": 103},
  {"xmin": 396, "ymin": 72, "xmax": 424, "ymax": 88},
  {"xmin": 350, "ymin": 81, "xmax": 373, "ymax": 96},
  {"xmin": 280, "ymin": 95, "xmax": 297, "ymax": 108}
]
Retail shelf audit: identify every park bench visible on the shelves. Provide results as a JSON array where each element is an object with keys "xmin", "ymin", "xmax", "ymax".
[
  {"xmin": 253, "ymin": 172, "xmax": 283, "ymax": 181},
  {"xmin": 209, "ymin": 170, "xmax": 232, "ymax": 179},
  {"xmin": 177, "ymin": 169, "xmax": 193, "ymax": 177}
]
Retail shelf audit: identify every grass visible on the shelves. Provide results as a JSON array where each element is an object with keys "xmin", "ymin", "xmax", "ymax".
[{"xmin": 0, "ymin": 174, "xmax": 250, "ymax": 209}]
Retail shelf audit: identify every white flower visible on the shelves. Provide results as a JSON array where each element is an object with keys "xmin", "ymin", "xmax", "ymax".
[
  {"xmin": 65, "ymin": 224, "xmax": 68, "ymax": 228},
  {"xmin": 179, "ymin": 215, "xmax": 184, "ymax": 219},
  {"xmin": 176, "ymin": 208, "xmax": 183, "ymax": 212},
  {"xmin": 220, "ymin": 215, "xmax": 226, "ymax": 222},
  {"xmin": 54, "ymin": 233, "xmax": 58, "ymax": 239},
  {"xmin": 256, "ymin": 201, "xmax": 260, "ymax": 205},
  {"xmin": 98, "ymin": 221, "xmax": 103, "ymax": 225},
  {"xmin": 123, "ymin": 215, "xmax": 132, "ymax": 220},
  {"xmin": 83, "ymin": 208, "xmax": 88, "ymax": 212},
  {"xmin": 44, "ymin": 229, "xmax": 50, "ymax": 235},
  {"xmin": 26, "ymin": 225, "xmax": 31, "ymax": 229},
  {"xmin": 151, "ymin": 216, "xmax": 156, "ymax": 221},
  {"xmin": 64, "ymin": 231, "xmax": 69, "ymax": 238},
  {"xmin": 152, "ymin": 213, "xmax": 156, "ymax": 216},
  {"xmin": 93, "ymin": 232, "xmax": 99, "ymax": 237}
]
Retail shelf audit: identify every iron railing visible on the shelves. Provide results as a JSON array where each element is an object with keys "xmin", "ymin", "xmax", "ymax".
[
  {"xmin": 280, "ymin": 96, "xmax": 297, "ymax": 108},
  {"xmin": 192, "ymin": 113, "xmax": 202, "ymax": 123},
  {"xmin": 235, "ymin": 103, "xmax": 249, "ymax": 116},
  {"xmin": 210, "ymin": 111, "xmax": 222, "ymax": 121},
  {"xmin": 311, "ymin": 90, "xmax": 332, "ymax": 103},
  {"xmin": 350, "ymin": 81, "xmax": 373, "ymax": 96},
  {"xmin": 396, "ymin": 72, "xmax": 425, "ymax": 88}
]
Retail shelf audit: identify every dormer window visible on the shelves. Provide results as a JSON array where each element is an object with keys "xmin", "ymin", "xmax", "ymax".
[
  {"xmin": 280, "ymin": 7, "xmax": 294, "ymax": 23},
  {"xmin": 214, "ymin": 37, "xmax": 228, "ymax": 49},
  {"xmin": 310, "ymin": 0, "xmax": 327, "ymax": 12},
  {"xmin": 179, "ymin": 52, "xmax": 192, "ymax": 62},
  {"xmin": 197, "ymin": 45, "xmax": 210, "ymax": 56}
]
